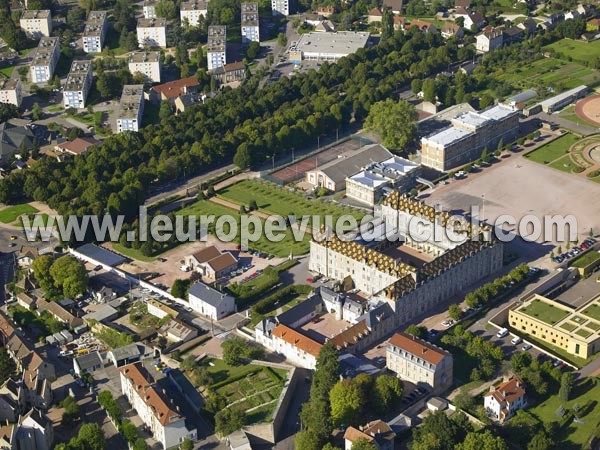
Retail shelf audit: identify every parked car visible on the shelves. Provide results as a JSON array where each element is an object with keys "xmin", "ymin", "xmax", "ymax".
[{"xmin": 522, "ymin": 343, "xmax": 532, "ymax": 351}]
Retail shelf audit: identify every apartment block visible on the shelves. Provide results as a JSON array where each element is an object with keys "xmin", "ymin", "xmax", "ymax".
[
  {"xmin": 180, "ymin": 0, "xmax": 208, "ymax": 27},
  {"xmin": 120, "ymin": 363, "xmax": 197, "ymax": 449},
  {"xmin": 20, "ymin": 10, "xmax": 52, "ymax": 39},
  {"xmin": 272, "ymin": 0, "xmax": 290, "ymax": 15},
  {"xmin": 137, "ymin": 18, "xmax": 167, "ymax": 48},
  {"xmin": 0, "ymin": 79, "xmax": 22, "ymax": 107},
  {"xmin": 386, "ymin": 332, "xmax": 453, "ymax": 392},
  {"xmin": 30, "ymin": 37, "xmax": 60, "ymax": 84},
  {"xmin": 83, "ymin": 11, "xmax": 108, "ymax": 53},
  {"xmin": 117, "ymin": 85, "xmax": 144, "ymax": 133},
  {"xmin": 241, "ymin": 2, "xmax": 260, "ymax": 44},
  {"xmin": 63, "ymin": 60, "xmax": 93, "ymax": 109},
  {"xmin": 207, "ymin": 25, "xmax": 227, "ymax": 70},
  {"xmin": 143, "ymin": 0, "xmax": 157, "ymax": 19},
  {"xmin": 420, "ymin": 103, "xmax": 519, "ymax": 171},
  {"xmin": 128, "ymin": 51, "xmax": 161, "ymax": 83}
]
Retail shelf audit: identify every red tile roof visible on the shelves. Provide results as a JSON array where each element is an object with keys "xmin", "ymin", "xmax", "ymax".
[
  {"xmin": 388, "ymin": 332, "xmax": 450, "ymax": 365},
  {"xmin": 484, "ymin": 376, "xmax": 525, "ymax": 405},
  {"xmin": 152, "ymin": 76, "xmax": 200, "ymax": 100},
  {"xmin": 272, "ymin": 324, "xmax": 322, "ymax": 358},
  {"xmin": 191, "ymin": 245, "xmax": 222, "ymax": 264},
  {"xmin": 57, "ymin": 137, "xmax": 99, "ymax": 155},
  {"xmin": 329, "ymin": 320, "xmax": 369, "ymax": 349}
]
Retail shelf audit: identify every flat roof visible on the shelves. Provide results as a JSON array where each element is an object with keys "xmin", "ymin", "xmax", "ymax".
[
  {"xmin": 294, "ymin": 31, "xmax": 370, "ymax": 57},
  {"xmin": 348, "ymin": 170, "xmax": 389, "ymax": 188},
  {"xmin": 422, "ymin": 125, "xmax": 473, "ymax": 147},
  {"xmin": 75, "ymin": 243, "xmax": 127, "ymax": 267},
  {"xmin": 453, "ymin": 111, "xmax": 490, "ymax": 129},
  {"xmin": 480, "ymin": 103, "xmax": 518, "ymax": 121},
  {"xmin": 137, "ymin": 18, "xmax": 167, "ymax": 28},
  {"xmin": 241, "ymin": 2, "xmax": 259, "ymax": 26},
  {"xmin": 21, "ymin": 9, "xmax": 50, "ymax": 20},
  {"xmin": 118, "ymin": 85, "xmax": 144, "ymax": 119},
  {"xmin": 64, "ymin": 61, "xmax": 92, "ymax": 91},
  {"xmin": 129, "ymin": 51, "xmax": 160, "ymax": 63},
  {"xmin": 539, "ymin": 85, "xmax": 588, "ymax": 108},
  {"xmin": 32, "ymin": 37, "xmax": 59, "ymax": 66},
  {"xmin": 207, "ymin": 25, "xmax": 226, "ymax": 52},
  {"xmin": 181, "ymin": 0, "xmax": 209, "ymax": 10},
  {"xmin": 0, "ymin": 79, "xmax": 18, "ymax": 90},
  {"xmin": 84, "ymin": 11, "xmax": 107, "ymax": 37}
]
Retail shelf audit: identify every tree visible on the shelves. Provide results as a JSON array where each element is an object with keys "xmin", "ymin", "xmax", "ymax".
[
  {"xmin": 171, "ymin": 279, "xmax": 191, "ymax": 299},
  {"xmin": 405, "ymin": 324, "xmax": 427, "ymax": 338},
  {"xmin": 381, "ymin": 8, "xmax": 394, "ymax": 41},
  {"xmin": 61, "ymin": 395, "xmax": 80, "ymax": 425},
  {"xmin": 528, "ymin": 433, "xmax": 553, "ymax": 450},
  {"xmin": 246, "ymin": 42, "xmax": 260, "ymax": 60},
  {"xmin": 295, "ymin": 430, "xmax": 321, "ymax": 450},
  {"xmin": 448, "ymin": 304, "xmax": 462, "ymax": 321},
  {"xmin": 411, "ymin": 79, "xmax": 423, "ymax": 95},
  {"xmin": 120, "ymin": 420, "xmax": 138, "ymax": 443},
  {"xmin": 180, "ymin": 438, "xmax": 193, "ymax": 450},
  {"xmin": 511, "ymin": 351, "xmax": 532, "ymax": 373},
  {"xmin": 457, "ymin": 430, "xmax": 508, "ymax": 450},
  {"xmin": 422, "ymin": 78, "xmax": 437, "ymax": 103},
  {"xmin": 156, "ymin": 0, "xmax": 177, "ymax": 18},
  {"xmin": 215, "ymin": 407, "xmax": 246, "ymax": 435},
  {"xmin": 159, "ymin": 101, "xmax": 172, "ymax": 120},
  {"xmin": 133, "ymin": 438, "xmax": 148, "ymax": 450},
  {"xmin": 76, "ymin": 423, "xmax": 106, "ymax": 450},
  {"xmin": 480, "ymin": 93, "xmax": 494, "ymax": 109},
  {"xmin": 49, "ymin": 255, "xmax": 89, "ymax": 298},
  {"xmin": 234, "ymin": 142, "xmax": 252, "ymax": 169},
  {"xmin": 559, "ymin": 372, "xmax": 573, "ymax": 402},
  {"xmin": 351, "ymin": 437, "xmax": 378, "ymax": 450},
  {"xmin": 32, "ymin": 102, "xmax": 42, "ymax": 121},
  {"xmin": 373, "ymin": 374, "xmax": 403, "ymax": 413},
  {"xmin": 222, "ymin": 336, "xmax": 249, "ymax": 365},
  {"xmin": 365, "ymin": 99, "xmax": 418, "ymax": 150},
  {"xmin": 277, "ymin": 32, "xmax": 287, "ymax": 47},
  {"xmin": 330, "ymin": 378, "xmax": 365, "ymax": 426}
]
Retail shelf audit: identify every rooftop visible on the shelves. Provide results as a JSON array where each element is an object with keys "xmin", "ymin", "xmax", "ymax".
[
  {"xmin": 539, "ymin": 85, "xmax": 588, "ymax": 109},
  {"xmin": 294, "ymin": 31, "xmax": 370, "ymax": 56},
  {"xmin": 272, "ymin": 324, "xmax": 322, "ymax": 357},
  {"xmin": 21, "ymin": 9, "xmax": 50, "ymax": 20},
  {"xmin": 347, "ymin": 155, "xmax": 419, "ymax": 188},
  {"xmin": 181, "ymin": 0, "xmax": 209, "ymax": 11},
  {"xmin": 57, "ymin": 136, "xmax": 99, "ymax": 155},
  {"xmin": 31, "ymin": 37, "xmax": 59, "ymax": 67},
  {"xmin": 64, "ymin": 60, "xmax": 92, "ymax": 92},
  {"xmin": 129, "ymin": 51, "xmax": 160, "ymax": 63},
  {"xmin": 188, "ymin": 281, "xmax": 235, "ymax": 308},
  {"xmin": 207, "ymin": 25, "xmax": 227, "ymax": 53},
  {"xmin": 110, "ymin": 342, "xmax": 153, "ymax": 361},
  {"xmin": 421, "ymin": 125, "xmax": 473, "ymax": 147},
  {"xmin": 118, "ymin": 84, "xmax": 144, "ymax": 119},
  {"xmin": 388, "ymin": 332, "xmax": 451, "ymax": 365},
  {"xmin": 0, "ymin": 79, "xmax": 19, "ymax": 90},
  {"xmin": 158, "ymin": 319, "xmax": 196, "ymax": 341},
  {"xmin": 74, "ymin": 351, "xmax": 103, "ymax": 371},
  {"xmin": 241, "ymin": 2, "xmax": 259, "ymax": 26},
  {"xmin": 84, "ymin": 10, "xmax": 107, "ymax": 37},
  {"xmin": 137, "ymin": 17, "xmax": 167, "ymax": 28},
  {"xmin": 151, "ymin": 75, "xmax": 200, "ymax": 100},
  {"xmin": 484, "ymin": 376, "xmax": 525, "ymax": 405}
]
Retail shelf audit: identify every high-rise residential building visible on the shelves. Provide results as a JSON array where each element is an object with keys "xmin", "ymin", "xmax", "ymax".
[
  {"xmin": 241, "ymin": 2, "xmax": 260, "ymax": 44},
  {"xmin": 63, "ymin": 60, "xmax": 93, "ymax": 109},
  {"xmin": 30, "ymin": 37, "xmax": 60, "ymax": 84},
  {"xmin": 0, "ymin": 79, "xmax": 22, "ymax": 107},
  {"xmin": 207, "ymin": 25, "xmax": 226, "ymax": 70},
  {"xmin": 136, "ymin": 18, "xmax": 167, "ymax": 48},
  {"xmin": 116, "ymin": 85, "xmax": 145, "ymax": 133},
  {"xmin": 180, "ymin": 0, "xmax": 208, "ymax": 27},
  {"xmin": 82, "ymin": 11, "xmax": 108, "ymax": 53},
  {"xmin": 128, "ymin": 51, "xmax": 161, "ymax": 83},
  {"xmin": 20, "ymin": 10, "xmax": 52, "ymax": 39}
]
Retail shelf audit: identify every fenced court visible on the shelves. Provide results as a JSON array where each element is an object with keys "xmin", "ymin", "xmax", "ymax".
[
  {"xmin": 575, "ymin": 94, "xmax": 600, "ymax": 127},
  {"xmin": 268, "ymin": 135, "xmax": 372, "ymax": 185}
]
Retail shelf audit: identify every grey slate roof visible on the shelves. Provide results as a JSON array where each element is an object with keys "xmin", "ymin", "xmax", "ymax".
[
  {"xmin": 358, "ymin": 302, "xmax": 394, "ymax": 328},
  {"xmin": 188, "ymin": 282, "xmax": 234, "ymax": 308},
  {"xmin": 110, "ymin": 342, "xmax": 152, "ymax": 361},
  {"xmin": 0, "ymin": 122, "xmax": 34, "ymax": 162},
  {"xmin": 74, "ymin": 351, "xmax": 103, "ymax": 371},
  {"xmin": 277, "ymin": 293, "xmax": 321, "ymax": 325},
  {"xmin": 76, "ymin": 243, "xmax": 128, "ymax": 267},
  {"xmin": 315, "ymin": 144, "xmax": 393, "ymax": 186},
  {"xmin": 256, "ymin": 317, "xmax": 277, "ymax": 335}
]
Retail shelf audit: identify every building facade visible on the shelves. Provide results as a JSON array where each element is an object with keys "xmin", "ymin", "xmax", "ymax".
[
  {"xmin": 128, "ymin": 51, "xmax": 161, "ymax": 83},
  {"xmin": 272, "ymin": 0, "xmax": 290, "ymax": 15},
  {"xmin": 83, "ymin": 11, "xmax": 108, "ymax": 53},
  {"xmin": 207, "ymin": 25, "xmax": 227, "ymax": 70},
  {"xmin": 63, "ymin": 60, "xmax": 93, "ymax": 109},
  {"xmin": 211, "ymin": 61, "xmax": 246, "ymax": 84},
  {"xmin": 180, "ymin": 0, "xmax": 208, "ymax": 27},
  {"xmin": 20, "ymin": 10, "xmax": 52, "ymax": 39},
  {"xmin": 386, "ymin": 332, "xmax": 453, "ymax": 392},
  {"xmin": 484, "ymin": 376, "xmax": 526, "ymax": 423},
  {"xmin": 241, "ymin": 2, "xmax": 260, "ymax": 44},
  {"xmin": 30, "ymin": 37, "xmax": 60, "ymax": 84},
  {"xmin": 476, "ymin": 28, "xmax": 503, "ymax": 53},
  {"xmin": 143, "ymin": 0, "xmax": 157, "ymax": 18},
  {"xmin": 420, "ymin": 103, "xmax": 519, "ymax": 171},
  {"xmin": 0, "ymin": 79, "xmax": 22, "ymax": 107},
  {"xmin": 116, "ymin": 84, "xmax": 144, "ymax": 133},
  {"xmin": 137, "ymin": 18, "xmax": 167, "ymax": 48},
  {"xmin": 188, "ymin": 281, "xmax": 236, "ymax": 320}
]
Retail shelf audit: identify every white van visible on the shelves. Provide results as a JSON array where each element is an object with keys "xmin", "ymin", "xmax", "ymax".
[
  {"xmin": 511, "ymin": 336, "xmax": 522, "ymax": 345},
  {"xmin": 496, "ymin": 328, "xmax": 509, "ymax": 338}
]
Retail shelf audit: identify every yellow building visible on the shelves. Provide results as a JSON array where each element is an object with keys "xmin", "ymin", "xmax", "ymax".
[{"xmin": 508, "ymin": 294, "xmax": 600, "ymax": 359}]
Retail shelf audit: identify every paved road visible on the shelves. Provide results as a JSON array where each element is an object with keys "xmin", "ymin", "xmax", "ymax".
[
  {"xmin": 536, "ymin": 111, "xmax": 599, "ymax": 136},
  {"xmin": 272, "ymin": 368, "xmax": 311, "ymax": 450}
]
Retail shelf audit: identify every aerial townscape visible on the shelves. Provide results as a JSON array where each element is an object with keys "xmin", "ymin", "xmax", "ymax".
[{"xmin": 1, "ymin": 0, "xmax": 600, "ymax": 449}]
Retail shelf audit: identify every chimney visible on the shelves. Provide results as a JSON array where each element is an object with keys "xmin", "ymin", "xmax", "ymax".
[{"xmin": 422, "ymin": 348, "xmax": 427, "ymax": 354}]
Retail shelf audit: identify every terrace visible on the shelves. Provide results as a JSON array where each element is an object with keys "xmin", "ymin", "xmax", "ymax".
[{"xmin": 517, "ymin": 298, "xmax": 570, "ymax": 325}]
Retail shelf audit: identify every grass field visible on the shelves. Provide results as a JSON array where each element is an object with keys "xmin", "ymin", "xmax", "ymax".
[
  {"xmin": 111, "ymin": 243, "xmax": 156, "ymax": 262},
  {"xmin": 525, "ymin": 134, "xmax": 580, "ymax": 165},
  {"xmin": 582, "ymin": 303, "xmax": 600, "ymax": 322},
  {"xmin": 530, "ymin": 377, "xmax": 600, "ymax": 449},
  {"xmin": 558, "ymin": 104, "xmax": 599, "ymax": 128},
  {"xmin": 218, "ymin": 179, "xmax": 366, "ymax": 227},
  {"xmin": 180, "ymin": 198, "xmax": 311, "ymax": 257},
  {"xmin": 545, "ymin": 38, "xmax": 600, "ymax": 66},
  {"xmin": 0, "ymin": 204, "xmax": 39, "ymax": 224},
  {"xmin": 203, "ymin": 357, "xmax": 288, "ymax": 424},
  {"xmin": 571, "ymin": 251, "xmax": 600, "ymax": 268},
  {"xmin": 518, "ymin": 299, "xmax": 570, "ymax": 325}
]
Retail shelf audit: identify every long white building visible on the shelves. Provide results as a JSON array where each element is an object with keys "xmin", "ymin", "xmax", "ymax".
[
  {"xmin": 0, "ymin": 79, "xmax": 22, "ymax": 107},
  {"xmin": 116, "ymin": 85, "xmax": 144, "ymax": 133},
  {"xmin": 241, "ymin": 2, "xmax": 260, "ymax": 44},
  {"xmin": 180, "ymin": 0, "xmax": 208, "ymax": 27},
  {"xmin": 120, "ymin": 362, "xmax": 197, "ymax": 449},
  {"xmin": 137, "ymin": 18, "xmax": 167, "ymax": 48},
  {"xmin": 128, "ymin": 51, "xmax": 161, "ymax": 83},
  {"xmin": 20, "ymin": 10, "xmax": 52, "ymax": 39},
  {"xmin": 207, "ymin": 25, "xmax": 227, "ymax": 70},
  {"xmin": 30, "ymin": 37, "xmax": 60, "ymax": 84},
  {"xmin": 83, "ymin": 11, "xmax": 108, "ymax": 53},
  {"xmin": 63, "ymin": 60, "xmax": 93, "ymax": 109}
]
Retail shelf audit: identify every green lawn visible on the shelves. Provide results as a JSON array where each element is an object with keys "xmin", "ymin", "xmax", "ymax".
[
  {"xmin": 249, "ymin": 291, "xmax": 306, "ymax": 328},
  {"xmin": 0, "ymin": 66, "xmax": 14, "ymax": 78},
  {"xmin": 571, "ymin": 251, "xmax": 600, "ymax": 268},
  {"xmin": 0, "ymin": 204, "xmax": 39, "ymax": 224},
  {"xmin": 560, "ymin": 322, "xmax": 578, "ymax": 332},
  {"xmin": 545, "ymin": 38, "xmax": 600, "ymax": 65},
  {"xmin": 111, "ymin": 243, "xmax": 156, "ymax": 262},
  {"xmin": 180, "ymin": 198, "xmax": 311, "ymax": 257},
  {"xmin": 530, "ymin": 377, "xmax": 600, "ymax": 449},
  {"xmin": 525, "ymin": 134, "xmax": 580, "ymax": 165},
  {"xmin": 518, "ymin": 299, "xmax": 570, "ymax": 325},
  {"xmin": 582, "ymin": 303, "xmax": 600, "ymax": 322}
]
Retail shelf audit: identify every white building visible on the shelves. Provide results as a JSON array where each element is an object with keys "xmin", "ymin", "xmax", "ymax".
[
  {"xmin": 188, "ymin": 281, "xmax": 236, "ymax": 320},
  {"xmin": 256, "ymin": 321, "xmax": 321, "ymax": 369},
  {"xmin": 143, "ymin": 0, "xmax": 157, "ymax": 19},
  {"xmin": 207, "ymin": 25, "xmax": 227, "ymax": 70},
  {"xmin": 146, "ymin": 299, "xmax": 178, "ymax": 320},
  {"xmin": 20, "ymin": 10, "xmax": 52, "ymax": 39},
  {"xmin": 241, "ymin": 2, "xmax": 260, "ymax": 44},
  {"xmin": 484, "ymin": 376, "xmax": 526, "ymax": 423},
  {"xmin": 63, "ymin": 60, "xmax": 93, "ymax": 109},
  {"xmin": 120, "ymin": 362, "xmax": 197, "ymax": 449},
  {"xmin": 272, "ymin": 0, "xmax": 290, "ymax": 16},
  {"xmin": 289, "ymin": 31, "xmax": 370, "ymax": 63},
  {"xmin": 16, "ymin": 409, "xmax": 54, "ymax": 450},
  {"xmin": 476, "ymin": 28, "xmax": 503, "ymax": 53},
  {"xmin": 0, "ymin": 79, "xmax": 22, "ymax": 107},
  {"xmin": 180, "ymin": 0, "xmax": 208, "ymax": 27},
  {"xmin": 117, "ymin": 84, "xmax": 144, "ymax": 133},
  {"xmin": 137, "ymin": 18, "xmax": 167, "ymax": 48},
  {"xmin": 83, "ymin": 11, "xmax": 108, "ymax": 53},
  {"xmin": 30, "ymin": 37, "xmax": 60, "ymax": 84},
  {"xmin": 128, "ymin": 51, "xmax": 161, "ymax": 83}
]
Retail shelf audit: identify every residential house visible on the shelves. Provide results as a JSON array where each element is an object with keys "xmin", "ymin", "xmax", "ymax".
[
  {"xmin": 16, "ymin": 293, "xmax": 35, "ymax": 310},
  {"xmin": 367, "ymin": 8, "xmax": 382, "ymax": 23},
  {"xmin": 0, "ymin": 379, "xmax": 25, "ymax": 422},
  {"xmin": 19, "ymin": 10, "xmax": 52, "ymax": 39},
  {"xmin": 344, "ymin": 420, "xmax": 396, "ymax": 450},
  {"xmin": 17, "ymin": 246, "xmax": 38, "ymax": 268},
  {"xmin": 502, "ymin": 26, "xmax": 524, "ymax": 45},
  {"xmin": 484, "ymin": 376, "xmax": 526, "ymax": 423},
  {"xmin": 212, "ymin": 61, "xmax": 246, "ymax": 85},
  {"xmin": 382, "ymin": 0, "xmax": 403, "ymax": 14},
  {"xmin": 386, "ymin": 332, "xmax": 453, "ymax": 392},
  {"xmin": 441, "ymin": 22, "xmax": 464, "ymax": 39},
  {"xmin": 36, "ymin": 298, "xmax": 84, "ymax": 329},
  {"xmin": 108, "ymin": 342, "xmax": 155, "ymax": 368},
  {"xmin": 0, "ymin": 423, "xmax": 16, "ymax": 450},
  {"xmin": 408, "ymin": 19, "xmax": 437, "ymax": 33},
  {"xmin": 158, "ymin": 319, "xmax": 197, "ymax": 343},
  {"xmin": 150, "ymin": 76, "xmax": 200, "ymax": 103},
  {"xmin": 30, "ymin": 37, "xmax": 60, "ymax": 84},
  {"xmin": 120, "ymin": 362, "xmax": 197, "ymax": 449},
  {"xmin": 455, "ymin": 7, "xmax": 485, "ymax": 29},
  {"xmin": 55, "ymin": 137, "xmax": 99, "ymax": 156},
  {"xmin": 517, "ymin": 17, "xmax": 537, "ymax": 35},
  {"xmin": 173, "ymin": 94, "xmax": 198, "ymax": 114},
  {"xmin": 270, "ymin": 323, "xmax": 322, "ymax": 369},
  {"xmin": 93, "ymin": 286, "xmax": 117, "ymax": 303},
  {"xmin": 0, "ymin": 122, "xmax": 35, "ymax": 167},
  {"xmin": 180, "ymin": 0, "xmax": 208, "ymax": 27},
  {"xmin": 16, "ymin": 408, "xmax": 54, "ymax": 450},
  {"xmin": 63, "ymin": 60, "xmax": 93, "ymax": 109},
  {"xmin": 188, "ymin": 281, "xmax": 236, "ymax": 320},
  {"xmin": 476, "ymin": 27, "xmax": 503, "ymax": 52},
  {"xmin": 0, "ymin": 79, "xmax": 22, "ymax": 107},
  {"xmin": 128, "ymin": 51, "xmax": 161, "ymax": 83},
  {"xmin": 186, "ymin": 245, "xmax": 238, "ymax": 281},
  {"xmin": 393, "ymin": 15, "xmax": 406, "ymax": 30},
  {"xmin": 73, "ymin": 351, "xmax": 104, "ymax": 376},
  {"xmin": 137, "ymin": 18, "xmax": 167, "ymax": 48}
]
